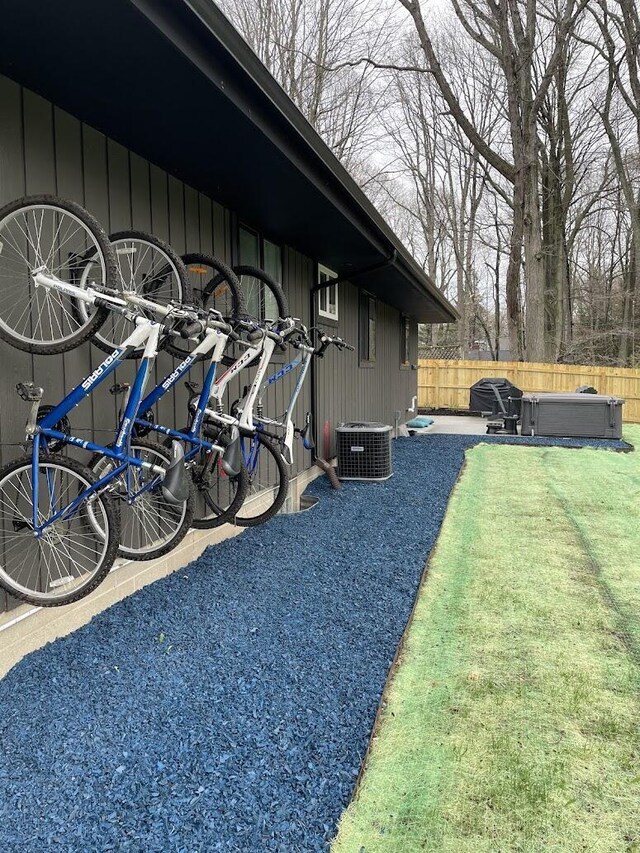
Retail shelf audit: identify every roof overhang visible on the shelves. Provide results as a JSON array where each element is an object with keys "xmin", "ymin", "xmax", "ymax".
[{"xmin": 0, "ymin": 0, "xmax": 457, "ymax": 323}]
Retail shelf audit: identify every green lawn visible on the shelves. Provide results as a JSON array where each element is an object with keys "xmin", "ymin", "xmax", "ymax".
[{"xmin": 333, "ymin": 428, "xmax": 640, "ymax": 853}]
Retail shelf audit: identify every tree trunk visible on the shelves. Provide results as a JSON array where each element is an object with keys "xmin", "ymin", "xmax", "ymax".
[
  {"xmin": 522, "ymin": 157, "xmax": 546, "ymax": 362},
  {"xmin": 506, "ymin": 181, "xmax": 525, "ymax": 358}
]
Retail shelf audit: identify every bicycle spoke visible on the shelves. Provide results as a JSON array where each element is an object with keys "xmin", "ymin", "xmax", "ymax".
[
  {"xmin": 0, "ymin": 202, "xmax": 107, "ymax": 348},
  {"xmin": 0, "ymin": 458, "xmax": 112, "ymax": 604},
  {"xmin": 89, "ymin": 443, "xmax": 189, "ymax": 557}
]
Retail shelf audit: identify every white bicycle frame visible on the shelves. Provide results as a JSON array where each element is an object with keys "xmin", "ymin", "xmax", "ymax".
[
  {"xmin": 252, "ymin": 341, "xmax": 315, "ymax": 463},
  {"xmin": 200, "ymin": 335, "xmax": 278, "ymax": 431},
  {"xmin": 33, "ymin": 268, "xmax": 296, "ymax": 460}
]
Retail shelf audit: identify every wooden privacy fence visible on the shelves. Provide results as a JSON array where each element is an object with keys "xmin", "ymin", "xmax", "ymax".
[{"xmin": 418, "ymin": 359, "xmax": 640, "ymax": 422}]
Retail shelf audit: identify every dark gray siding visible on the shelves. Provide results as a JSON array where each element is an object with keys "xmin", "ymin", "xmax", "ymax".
[
  {"xmin": 0, "ymin": 77, "xmax": 235, "ymax": 612},
  {"xmin": 314, "ymin": 282, "xmax": 418, "ymax": 458},
  {"xmin": 0, "ymin": 75, "xmax": 417, "ymax": 613}
]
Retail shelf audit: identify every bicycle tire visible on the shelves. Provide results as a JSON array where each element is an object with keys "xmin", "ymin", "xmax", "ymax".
[
  {"xmin": 87, "ymin": 438, "xmax": 195, "ymax": 561},
  {"xmin": 0, "ymin": 453, "xmax": 120, "ymax": 606},
  {"xmin": 0, "ymin": 195, "xmax": 114, "ymax": 354},
  {"xmin": 182, "ymin": 253, "xmax": 246, "ymax": 318},
  {"xmin": 204, "ymin": 264, "xmax": 289, "ymax": 322},
  {"xmin": 190, "ymin": 437, "xmax": 250, "ymax": 529},
  {"xmin": 80, "ymin": 230, "xmax": 192, "ymax": 357},
  {"xmin": 235, "ymin": 432, "xmax": 289, "ymax": 526},
  {"xmin": 166, "ymin": 253, "xmax": 245, "ymax": 359}
]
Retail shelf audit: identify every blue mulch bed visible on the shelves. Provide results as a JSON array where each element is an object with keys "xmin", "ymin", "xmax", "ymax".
[{"xmin": 0, "ymin": 434, "xmax": 631, "ymax": 852}]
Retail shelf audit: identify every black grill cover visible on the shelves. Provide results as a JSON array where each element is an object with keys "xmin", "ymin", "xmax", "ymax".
[{"xmin": 469, "ymin": 377, "xmax": 523, "ymax": 416}]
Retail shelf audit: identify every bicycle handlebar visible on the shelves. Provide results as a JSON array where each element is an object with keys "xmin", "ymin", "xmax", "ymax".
[
  {"xmin": 33, "ymin": 268, "xmax": 308, "ymax": 347},
  {"xmin": 314, "ymin": 332, "xmax": 354, "ymax": 357},
  {"xmin": 179, "ymin": 319, "xmax": 205, "ymax": 339}
]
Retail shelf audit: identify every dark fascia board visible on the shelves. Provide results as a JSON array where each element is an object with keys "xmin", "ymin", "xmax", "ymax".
[{"xmin": 133, "ymin": 0, "xmax": 458, "ymax": 323}]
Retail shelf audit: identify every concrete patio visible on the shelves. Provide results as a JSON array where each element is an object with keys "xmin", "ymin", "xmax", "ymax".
[{"xmin": 414, "ymin": 415, "xmax": 488, "ymax": 435}]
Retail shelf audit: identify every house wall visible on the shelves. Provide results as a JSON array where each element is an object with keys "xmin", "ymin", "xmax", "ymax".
[
  {"xmin": 314, "ymin": 288, "xmax": 418, "ymax": 458},
  {"xmin": 0, "ymin": 74, "xmax": 417, "ymax": 614}
]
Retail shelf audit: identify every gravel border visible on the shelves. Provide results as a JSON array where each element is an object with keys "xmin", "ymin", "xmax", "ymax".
[{"xmin": 0, "ymin": 434, "xmax": 630, "ymax": 851}]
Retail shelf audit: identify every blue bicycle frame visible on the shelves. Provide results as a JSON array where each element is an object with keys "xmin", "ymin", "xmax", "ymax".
[
  {"xmin": 28, "ymin": 319, "xmax": 164, "ymax": 536},
  {"xmin": 133, "ymin": 325, "xmax": 310, "ymax": 474}
]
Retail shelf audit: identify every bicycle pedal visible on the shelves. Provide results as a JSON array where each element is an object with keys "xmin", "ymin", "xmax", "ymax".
[
  {"xmin": 109, "ymin": 382, "xmax": 130, "ymax": 396},
  {"xmin": 16, "ymin": 381, "xmax": 43, "ymax": 402}
]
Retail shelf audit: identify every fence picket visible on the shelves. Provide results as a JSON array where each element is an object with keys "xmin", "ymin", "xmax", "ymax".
[{"xmin": 418, "ymin": 359, "xmax": 640, "ymax": 422}]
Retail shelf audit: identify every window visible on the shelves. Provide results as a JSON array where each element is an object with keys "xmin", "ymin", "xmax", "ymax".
[
  {"xmin": 359, "ymin": 292, "xmax": 377, "ymax": 364},
  {"xmin": 317, "ymin": 264, "xmax": 338, "ymax": 321},
  {"xmin": 401, "ymin": 316, "xmax": 411, "ymax": 367},
  {"xmin": 238, "ymin": 225, "xmax": 282, "ymax": 320}
]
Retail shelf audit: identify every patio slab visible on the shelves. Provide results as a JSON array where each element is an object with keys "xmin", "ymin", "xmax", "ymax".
[{"xmin": 418, "ymin": 414, "xmax": 487, "ymax": 435}]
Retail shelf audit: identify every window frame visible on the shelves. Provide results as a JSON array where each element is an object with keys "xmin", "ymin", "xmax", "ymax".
[
  {"xmin": 359, "ymin": 291, "xmax": 377, "ymax": 367},
  {"xmin": 237, "ymin": 222, "xmax": 285, "ymax": 360},
  {"xmin": 317, "ymin": 264, "xmax": 339, "ymax": 323},
  {"xmin": 400, "ymin": 315, "xmax": 411, "ymax": 369},
  {"xmin": 237, "ymin": 222, "xmax": 284, "ymax": 319},
  {"xmin": 238, "ymin": 223, "xmax": 283, "ymax": 277}
]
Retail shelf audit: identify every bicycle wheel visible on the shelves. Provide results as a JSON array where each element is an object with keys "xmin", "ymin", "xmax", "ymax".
[
  {"xmin": 0, "ymin": 195, "xmax": 114, "ymax": 354},
  {"xmin": 204, "ymin": 265, "xmax": 289, "ymax": 322},
  {"xmin": 183, "ymin": 254, "xmax": 245, "ymax": 318},
  {"xmin": 87, "ymin": 438, "xmax": 195, "ymax": 561},
  {"xmin": 0, "ymin": 454, "xmax": 119, "ymax": 606},
  {"xmin": 78, "ymin": 230, "xmax": 192, "ymax": 357},
  {"xmin": 190, "ymin": 432, "xmax": 250, "ymax": 529},
  {"xmin": 235, "ymin": 432, "xmax": 288, "ymax": 526},
  {"xmin": 166, "ymin": 253, "xmax": 245, "ymax": 359}
]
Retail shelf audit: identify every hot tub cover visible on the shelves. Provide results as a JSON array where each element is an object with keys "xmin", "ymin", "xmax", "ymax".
[{"xmin": 469, "ymin": 377, "xmax": 523, "ymax": 416}]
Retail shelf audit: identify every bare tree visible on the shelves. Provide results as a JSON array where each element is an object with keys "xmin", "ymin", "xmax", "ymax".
[
  {"xmin": 584, "ymin": 0, "xmax": 640, "ymax": 363},
  {"xmin": 218, "ymin": 0, "xmax": 640, "ymax": 367},
  {"xmin": 218, "ymin": 0, "xmax": 395, "ymax": 171},
  {"xmin": 394, "ymin": 0, "xmax": 591, "ymax": 361}
]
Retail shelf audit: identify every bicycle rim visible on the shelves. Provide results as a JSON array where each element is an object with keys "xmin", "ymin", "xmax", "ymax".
[
  {"xmin": 235, "ymin": 433, "xmax": 288, "ymax": 525},
  {"xmin": 234, "ymin": 266, "xmax": 287, "ymax": 322},
  {"xmin": 89, "ymin": 442, "xmax": 190, "ymax": 558},
  {"xmin": 0, "ymin": 202, "xmax": 107, "ymax": 350},
  {"xmin": 79, "ymin": 233, "xmax": 186, "ymax": 353},
  {"xmin": 0, "ymin": 457, "xmax": 114, "ymax": 605},
  {"xmin": 192, "ymin": 450, "xmax": 247, "ymax": 527}
]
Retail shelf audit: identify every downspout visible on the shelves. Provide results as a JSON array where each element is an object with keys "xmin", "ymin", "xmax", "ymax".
[{"xmin": 308, "ymin": 249, "xmax": 397, "ymax": 460}]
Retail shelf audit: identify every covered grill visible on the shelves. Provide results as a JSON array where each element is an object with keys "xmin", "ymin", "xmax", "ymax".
[{"xmin": 469, "ymin": 377, "xmax": 523, "ymax": 417}]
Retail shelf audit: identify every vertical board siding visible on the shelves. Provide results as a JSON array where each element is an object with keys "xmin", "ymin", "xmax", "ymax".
[
  {"xmin": 107, "ymin": 140, "xmax": 132, "ymax": 233},
  {"xmin": 313, "ymin": 275, "xmax": 418, "ymax": 459},
  {"xmin": 130, "ymin": 153, "xmax": 151, "ymax": 232},
  {"xmin": 0, "ymin": 74, "xmax": 419, "ymax": 614},
  {"xmin": 0, "ymin": 76, "xmax": 230, "ymax": 613},
  {"xmin": 24, "ymin": 90, "xmax": 67, "ymax": 448},
  {"xmin": 0, "ymin": 78, "xmax": 26, "ymax": 460},
  {"xmin": 0, "ymin": 77, "xmax": 25, "ymax": 613},
  {"xmin": 84, "ymin": 125, "xmax": 121, "ymax": 432},
  {"xmin": 53, "ymin": 105, "xmax": 89, "ymax": 462},
  {"xmin": 150, "ymin": 165, "xmax": 170, "ymax": 242}
]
